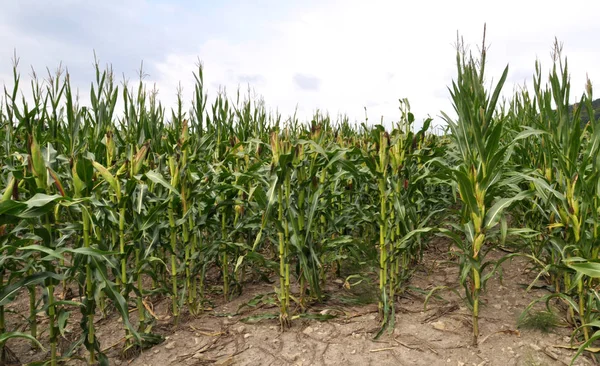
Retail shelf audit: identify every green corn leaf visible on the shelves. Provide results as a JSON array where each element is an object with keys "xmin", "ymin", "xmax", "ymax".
[
  {"xmin": 485, "ymin": 65, "xmax": 509, "ymax": 125},
  {"xmin": 513, "ymin": 127, "xmax": 548, "ymax": 142},
  {"xmin": 325, "ymin": 149, "xmax": 346, "ymax": 169},
  {"xmin": 91, "ymin": 258, "xmax": 141, "ymax": 341},
  {"xmin": 484, "ymin": 122, "xmax": 503, "ymax": 163},
  {"xmin": 145, "ymin": 170, "xmax": 180, "ymax": 197},
  {"xmin": 0, "ymin": 331, "xmax": 45, "ymax": 351},
  {"xmin": 565, "ymin": 260, "xmax": 600, "ymax": 278},
  {"xmin": 18, "ymin": 244, "xmax": 65, "ymax": 261},
  {"xmin": 453, "ymin": 169, "xmax": 479, "ymax": 216},
  {"xmin": 240, "ymin": 313, "xmax": 278, "ymax": 323},
  {"xmin": 302, "ymin": 139, "xmax": 327, "ymax": 158},
  {"xmin": 566, "ymin": 327, "xmax": 600, "ymax": 365},
  {"xmin": 251, "ymin": 173, "xmax": 278, "ymax": 251},
  {"xmin": 66, "ymin": 247, "xmax": 119, "ymax": 267},
  {"xmin": 92, "ymin": 160, "xmax": 121, "ymax": 200},
  {"xmin": 0, "ymin": 200, "xmax": 26, "ymax": 216},
  {"xmin": 75, "ymin": 158, "xmax": 94, "ymax": 193},
  {"xmin": 24, "ymin": 193, "xmax": 64, "ymax": 208},
  {"xmin": 57, "ymin": 309, "xmax": 71, "ymax": 337},
  {"xmin": 395, "ymin": 227, "xmax": 434, "ymax": 250},
  {"xmin": 0, "ymin": 272, "xmax": 64, "ymax": 306},
  {"xmin": 484, "ymin": 190, "xmax": 534, "ymax": 229}
]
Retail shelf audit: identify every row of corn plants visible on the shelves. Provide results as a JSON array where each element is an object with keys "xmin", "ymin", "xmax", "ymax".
[
  {"xmin": 3, "ymin": 30, "xmax": 599, "ymax": 365},
  {"xmin": 0, "ymin": 55, "xmax": 444, "ymax": 365},
  {"xmin": 508, "ymin": 41, "xmax": 600, "ymax": 364},
  {"xmin": 437, "ymin": 32, "xmax": 599, "ymax": 365}
]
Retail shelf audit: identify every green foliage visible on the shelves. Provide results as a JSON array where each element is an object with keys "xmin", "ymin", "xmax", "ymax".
[{"xmin": 0, "ymin": 50, "xmax": 446, "ymax": 364}]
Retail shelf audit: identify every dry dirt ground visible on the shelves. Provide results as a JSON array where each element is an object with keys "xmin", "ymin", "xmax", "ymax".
[{"xmin": 3, "ymin": 239, "xmax": 595, "ymax": 366}]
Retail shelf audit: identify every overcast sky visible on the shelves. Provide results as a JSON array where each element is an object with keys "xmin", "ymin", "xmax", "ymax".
[{"xmin": 1, "ymin": 0, "xmax": 599, "ymax": 130}]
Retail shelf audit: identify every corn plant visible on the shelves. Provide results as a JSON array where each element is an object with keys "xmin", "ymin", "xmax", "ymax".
[
  {"xmin": 7, "ymin": 34, "xmax": 600, "ymax": 364},
  {"xmin": 511, "ymin": 42, "xmax": 600, "ymax": 364},
  {"xmin": 438, "ymin": 30, "xmax": 539, "ymax": 346},
  {"xmin": 372, "ymin": 100, "xmax": 438, "ymax": 338}
]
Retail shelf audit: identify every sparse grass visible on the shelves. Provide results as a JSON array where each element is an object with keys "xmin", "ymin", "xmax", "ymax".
[
  {"xmin": 335, "ymin": 282, "xmax": 378, "ymax": 306},
  {"xmin": 518, "ymin": 310, "xmax": 561, "ymax": 333}
]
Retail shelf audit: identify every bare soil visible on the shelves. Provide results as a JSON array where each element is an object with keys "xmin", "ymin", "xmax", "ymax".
[{"xmin": 3, "ymin": 239, "xmax": 594, "ymax": 366}]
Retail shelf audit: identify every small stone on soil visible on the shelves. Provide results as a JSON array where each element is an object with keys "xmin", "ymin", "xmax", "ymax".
[
  {"xmin": 544, "ymin": 347, "xmax": 559, "ymax": 360},
  {"xmin": 165, "ymin": 341, "xmax": 176, "ymax": 350},
  {"xmin": 432, "ymin": 320, "xmax": 446, "ymax": 330},
  {"xmin": 529, "ymin": 343, "xmax": 541, "ymax": 351}
]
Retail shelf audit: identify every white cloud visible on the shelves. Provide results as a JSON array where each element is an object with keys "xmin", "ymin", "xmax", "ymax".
[
  {"xmin": 149, "ymin": 0, "xmax": 600, "ymax": 130},
  {"xmin": 3, "ymin": 0, "xmax": 600, "ymax": 130}
]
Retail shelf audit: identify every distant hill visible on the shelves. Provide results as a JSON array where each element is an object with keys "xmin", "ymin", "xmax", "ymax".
[{"xmin": 569, "ymin": 98, "xmax": 600, "ymax": 126}]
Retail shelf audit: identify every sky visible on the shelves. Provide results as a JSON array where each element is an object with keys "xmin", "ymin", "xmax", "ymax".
[{"xmin": 1, "ymin": 0, "xmax": 600, "ymax": 131}]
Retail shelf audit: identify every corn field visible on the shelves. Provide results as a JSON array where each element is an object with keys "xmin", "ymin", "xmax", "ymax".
[{"xmin": 1, "ymin": 31, "xmax": 599, "ymax": 365}]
